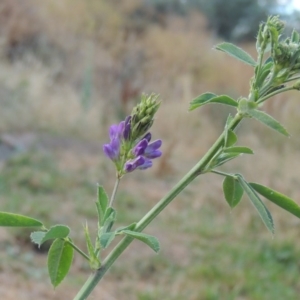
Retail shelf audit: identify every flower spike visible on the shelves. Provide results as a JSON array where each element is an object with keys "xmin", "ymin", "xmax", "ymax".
[{"xmin": 103, "ymin": 94, "xmax": 162, "ymax": 177}]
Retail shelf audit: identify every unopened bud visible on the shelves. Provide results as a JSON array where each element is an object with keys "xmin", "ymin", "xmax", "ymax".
[{"xmin": 130, "ymin": 94, "xmax": 161, "ymax": 141}]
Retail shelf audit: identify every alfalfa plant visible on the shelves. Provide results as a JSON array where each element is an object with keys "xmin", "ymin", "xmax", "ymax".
[{"xmin": 1, "ymin": 16, "xmax": 300, "ymax": 299}]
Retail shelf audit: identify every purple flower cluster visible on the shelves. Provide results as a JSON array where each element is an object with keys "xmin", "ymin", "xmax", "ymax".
[
  {"xmin": 125, "ymin": 133, "xmax": 162, "ymax": 172},
  {"xmin": 103, "ymin": 116, "xmax": 162, "ymax": 174}
]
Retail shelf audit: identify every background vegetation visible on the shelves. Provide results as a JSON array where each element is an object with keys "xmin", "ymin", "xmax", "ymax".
[{"xmin": 1, "ymin": 0, "xmax": 300, "ymax": 299}]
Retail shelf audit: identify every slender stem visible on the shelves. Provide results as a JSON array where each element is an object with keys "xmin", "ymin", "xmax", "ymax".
[
  {"xmin": 65, "ymin": 239, "xmax": 90, "ymax": 261},
  {"xmin": 109, "ymin": 178, "xmax": 120, "ymax": 207},
  {"xmin": 73, "ymin": 113, "xmax": 243, "ymax": 300},
  {"xmin": 257, "ymin": 86, "xmax": 295, "ymax": 104},
  {"xmin": 210, "ymin": 169, "xmax": 232, "ymax": 177}
]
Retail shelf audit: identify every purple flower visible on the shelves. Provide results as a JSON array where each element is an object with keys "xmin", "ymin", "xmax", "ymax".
[
  {"xmin": 143, "ymin": 132, "xmax": 152, "ymax": 142},
  {"xmin": 132, "ymin": 137, "xmax": 162, "ymax": 159},
  {"xmin": 124, "ymin": 135, "xmax": 162, "ymax": 173},
  {"xmin": 103, "ymin": 115, "xmax": 162, "ymax": 175},
  {"xmin": 103, "ymin": 138, "xmax": 120, "ymax": 161},
  {"xmin": 103, "ymin": 120, "xmax": 125, "ymax": 161},
  {"xmin": 124, "ymin": 156, "xmax": 146, "ymax": 172},
  {"xmin": 133, "ymin": 138, "xmax": 148, "ymax": 156},
  {"xmin": 109, "ymin": 121, "xmax": 124, "ymax": 140},
  {"xmin": 137, "ymin": 158, "xmax": 152, "ymax": 170},
  {"xmin": 144, "ymin": 140, "xmax": 162, "ymax": 159}
]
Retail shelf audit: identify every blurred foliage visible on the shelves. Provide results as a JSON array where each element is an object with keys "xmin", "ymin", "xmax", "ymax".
[
  {"xmin": 0, "ymin": 153, "xmax": 65, "ymax": 194},
  {"xmin": 137, "ymin": 0, "xmax": 298, "ymax": 41},
  {"xmin": 143, "ymin": 0, "xmax": 189, "ymax": 16},
  {"xmin": 193, "ymin": 0, "xmax": 270, "ymax": 41}
]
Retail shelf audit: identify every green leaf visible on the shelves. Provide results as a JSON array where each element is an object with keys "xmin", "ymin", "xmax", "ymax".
[
  {"xmin": 291, "ymin": 29, "xmax": 300, "ymax": 43},
  {"xmin": 84, "ymin": 223, "xmax": 100, "ymax": 270},
  {"xmin": 255, "ymin": 62, "xmax": 273, "ymax": 88},
  {"xmin": 250, "ymin": 183, "xmax": 300, "ymax": 219},
  {"xmin": 189, "ymin": 93, "xmax": 238, "ymax": 111},
  {"xmin": 210, "ymin": 152, "xmax": 241, "ymax": 169},
  {"xmin": 237, "ymin": 175, "xmax": 274, "ymax": 235},
  {"xmin": 264, "ymin": 57, "xmax": 273, "ymax": 65},
  {"xmin": 223, "ymin": 176, "xmax": 244, "ymax": 208},
  {"xmin": 47, "ymin": 239, "xmax": 74, "ymax": 288},
  {"xmin": 210, "ymin": 95, "xmax": 238, "ymax": 107},
  {"xmin": 115, "ymin": 222, "xmax": 137, "ymax": 233},
  {"xmin": 0, "ymin": 212, "xmax": 43, "ymax": 227},
  {"xmin": 189, "ymin": 92, "xmax": 216, "ymax": 110},
  {"xmin": 247, "ymin": 109, "xmax": 290, "ymax": 137},
  {"xmin": 121, "ymin": 230, "xmax": 160, "ymax": 253},
  {"xmin": 225, "ymin": 114, "xmax": 234, "ymax": 126},
  {"xmin": 31, "ymin": 225, "xmax": 70, "ymax": 247},
  {"xmin": 226, "ymin": 130, "xmax": 238, "ymax": 147},
  {"xmin": 99, "ymin": 231, "xmax": 116, "ymax": 249},
  {"xmin": 215, "ymin": 42, "xmax": 257, "ymax": 67},
  {"xmin": 31, "ymin": 231, "xmax": 46, "ymax": 246},
  {"xmin": 96, "ymin": 185, "xmax": 109, "ymax": 226},
  {"xmin": 223, "ymin": 146, "xmax": 254, "ymax": 154},
  {"xmin": 102, "ymin": 207, "xmax": 116, "ymax": 233}
]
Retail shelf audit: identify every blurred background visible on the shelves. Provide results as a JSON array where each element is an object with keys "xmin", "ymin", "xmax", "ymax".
[{"xmin": 1, "ymin": 0, "xmax": 300, "ymax": 299}]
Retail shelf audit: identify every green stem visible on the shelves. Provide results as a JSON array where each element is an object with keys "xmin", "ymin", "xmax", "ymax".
[
  {"xmin": 65, "ymin": 239, "xmax": 90, "ymax": 261},
  {"xmin": 257, "ymin": 86, "xmax": 295, "ymax": 104},
  {"xmin": 249, "ymin": 48, "xmax": 266, "ymax": 101},
  {"xmin": 73, "ymin": 113, "xmax": 243, "ymax": 300},
  {"xmin": 210, "ymin": 169, "xmax": 233, "ymax": 177},
  {"xmin": 109, "ymin": 178, "xmax": 120, "ymax": 207}
]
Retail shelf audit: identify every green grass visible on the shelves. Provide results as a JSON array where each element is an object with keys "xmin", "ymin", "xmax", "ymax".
[
  {"xmin": 133, "ymin": 206, "xmax": 300, "ymax": 299},
  {"xmin": 1, "ymin": 150, "xmax": 300, "ymax": 299}
]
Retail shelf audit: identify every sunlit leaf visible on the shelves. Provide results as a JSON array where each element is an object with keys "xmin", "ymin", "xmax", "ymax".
[
  {"xmin": 215, "ymin": 42, "xmax": 257, "ymax": 66},
  {"xmin": 250, "ymin": 183, "xmax": 300, "ymax": 219}
]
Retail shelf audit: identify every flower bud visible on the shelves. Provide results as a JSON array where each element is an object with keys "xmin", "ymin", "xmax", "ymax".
[{"xmin": 130, "ymin": 94, "xmax": 160, "ymax": 141}]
